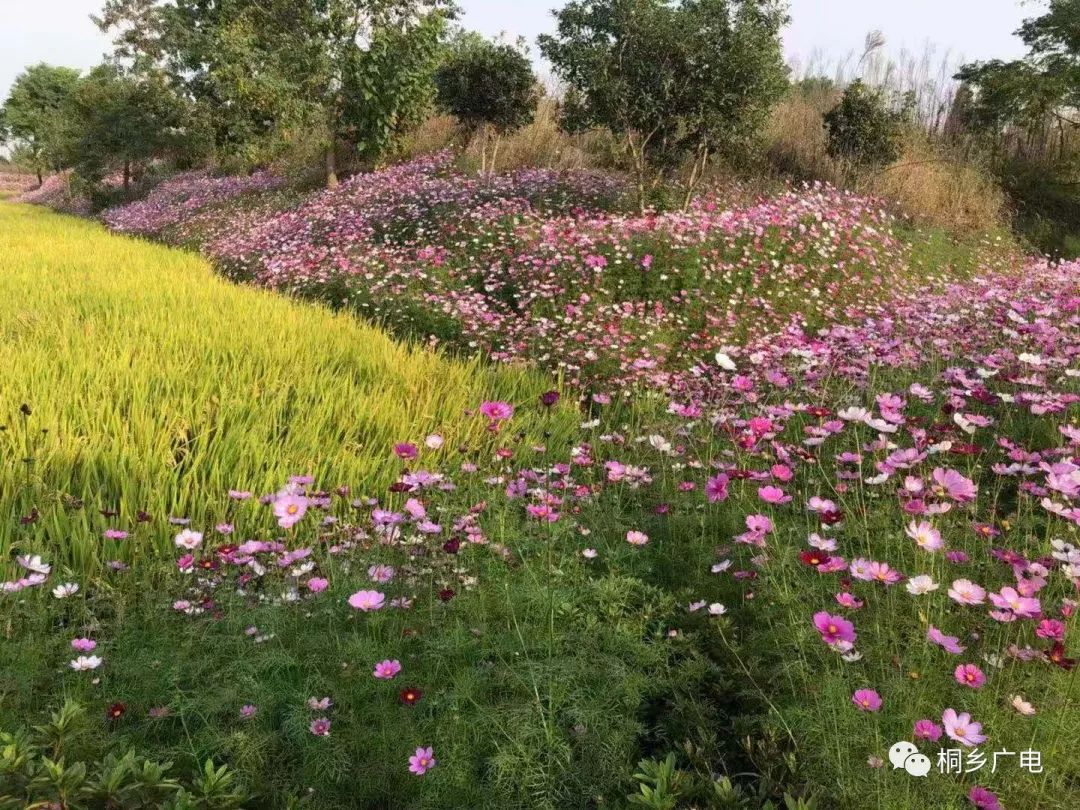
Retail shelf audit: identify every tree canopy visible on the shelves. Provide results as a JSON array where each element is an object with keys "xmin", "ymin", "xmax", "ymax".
[
  {"xmin": 539, "ymin": 0, "xmax": 788, "ymax": 208},
  {"xmin": 0, "ymin": 64, "xmax": 82, "ymax": 183}
]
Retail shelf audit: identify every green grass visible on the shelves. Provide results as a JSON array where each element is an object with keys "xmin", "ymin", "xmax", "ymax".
[{"xmin": 0, "ymin": 203, "xmax": 574, "ymax": 573}]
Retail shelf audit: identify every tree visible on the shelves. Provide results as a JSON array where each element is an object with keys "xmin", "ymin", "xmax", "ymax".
[
  {"xmin": 956, "ymin": 0, "xmax": 1080, "ymax": 154},
  {"xmin": 62, "ymin": 65, "xmax": 195, "ymax": 193},
  {"xmin": 0, "ymin": 64, "xmax": 81, "ymax": 184},
  {"xmin": 95, "ymin": 0, "xmax": 457, "ymax": 185},
  {"xmin": 539, "ymin": 0, "xmax": 788, "ymax": 210},
  {"xmin": 823, "ymin": 80, "xmax": 903, "ymax": 169},
  {"xmin": 435, "ymin": 35, "xmax": 539, "ymax": 174}
]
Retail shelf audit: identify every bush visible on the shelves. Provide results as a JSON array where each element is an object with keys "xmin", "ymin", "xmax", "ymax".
[{"xmin": 823, "ymin": 80, "xmax": 903, "ymax": 169}]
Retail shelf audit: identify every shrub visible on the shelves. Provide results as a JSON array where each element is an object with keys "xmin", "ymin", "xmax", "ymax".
[
  {"xmin": 435, "ymin": 36, "xmax": 539, "ymax": 174},
  {"xmin": 823, "ymin": 79, "xmax": 904, "ymax": 169}
]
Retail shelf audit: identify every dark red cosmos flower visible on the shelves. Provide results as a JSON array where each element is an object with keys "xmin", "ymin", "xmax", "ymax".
[
  {"xmin": 442, "ymin": 538, "xmax": 461, "ymax": 554},
  {"xmin": 800, "ymin": 549, "xmax": 828, "ymax": 567},
  {"xmin": 728, "ymin": 469, "xmax": 752, "ymax": 481},
  {"xmin": 136, "ymin": 510, "xmax": 152, "ymax": 523},
  {"xmin": 820, "ymin": 509, "xmax": 845, "ymax": 526},
  {"xmin": 197, "ymin": 558, "xmax": 219, "ymax": 571},
  {"xmin": 972, "ymin": 523, "xmax": 1000, "ymax": 540},
  {"xmin": 438, "ymin": 588, "xmax": 456, "ymax": 602},
  {"xmin": 107, "ymin": 702, "xmax": 126, "ymax": 720},
  {"xmin": 1048, "ymin": 642, "xmax": 1077, "ymax": 670},
  {"xmin": 806, "ymin": 406, "xmax": 831, "ymax": 418},
  {"xmin": 540, "ymin": 390, "xmax": 560, "ymax": 407},
  {"xmin": 399, "ymin": 687, "xmax": 423, "ymax": 706},
  {"xmin": 19, "ymin": 508, "xmax": 39, "ymax": 525},
  {"xmin": 950, "ymin": 443, "xmax": 981, "ymax": 456},
  {"xmin": 388, "ymin": 482, "xmax": 413, "ymax": 493}
]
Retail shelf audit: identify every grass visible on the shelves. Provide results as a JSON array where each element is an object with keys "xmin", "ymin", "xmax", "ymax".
[{"xmin": 0, "ymin": 202, "xmax": 575, "ymax": 573}]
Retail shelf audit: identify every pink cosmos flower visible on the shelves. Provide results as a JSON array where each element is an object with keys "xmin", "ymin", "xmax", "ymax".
[
  {"xmin": 868, "ymin": 561, "xmax": 902, "ymax": 585},
  {"xmin": 942, "ymin": 708, "xmax": 987, "ymax": 746},
  {"xmin": 368, "ymin": 564, "xmax": 396, "ymax": 583},
  {"xmin": 240, "ymin": 704, "xmax": 257, "ymax": 718},
  {"xmin": 307, "ymin": 577, "xmax": 329, "ymax": 593},
  {"xmin": 948, "ymin": 579, "xmax": 987, "ymax": 605},
  {"xmin": 1036, "ymin": 619, "xmax": 1065, "ymax": 641},
  {"xmin": 348, "ymin": 590, "xmax": 386, "ymax": 611},
  {"xmin": 927, "ymin": 625, "xmax": 966, "ymax": 654},
  {"xmin": 913, "ymin": 719, "xmax": 942, "ymax": 741},
  {"xmin": 309, "ymin": 717, "xmax": 331, "ymax": 736},
  {"xmin": 813, "ymin": 611, "xmax": 857, "ymax": 646},
  {"xmin": 932, "ymin": 468, "xmax": 978, "ymax": 503},
  {"xmin": 625, "ymin": 530, "xmax": 649, "ymax": 546},
  {"xmin": 479, "ymin": 401, "xmax": 513, "ymax": 422},
  {"xmin": 103, "ymin": 529, "xmax": 128, "ymax": 540},
  {"xmin": 758, "ymin": 485, "xmax": 791, "ymax": 504},
  {"xmin": 905, "ymin": 520, "xmax": 943, "ymax": 552},
  {"xmin": 409, "ymin": 746, "xmax": 436, "ymax": 775},
  {"xmin": 273, "ymin": 493, "xmax": 308, "ymax": 529},
  {"xmin": 705, "ymin": 474, "xmax": 729, "ymax": 503},
  {"xmin": 989, "ymin": 587, "xmax": 1041, "ymax": 619},
  {"xmin": 71, "ymin": 638, "xmax": 97, "ymax": 652},
  {"xmin": 852, "ymin": 689, "xmax": 882, "ymax": 712},
  {"xmin": 373, "ymin": 659, "xmax": 402, "ymax": 679},
  {"xmin": 834, "ymin": 592, "xmax": 863, "ymax": 609},
  {"xmin": 954, "ymin": 663, "xmax": 987, "ymax": 689}
]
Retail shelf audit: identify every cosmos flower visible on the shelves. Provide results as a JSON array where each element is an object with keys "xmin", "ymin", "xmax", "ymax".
[
  {"xmin": 913, "ymin": 719, "xmax": 942, "ymax": 741},
  {"xmin": 174, "ymin": 529, "xmax": 203, "ymax": 550},
  {"xmin": 927, "ymin": 626, "xmax": 966, "ymax": 654},
  {"xmin": 348, "ymin": 590, "xmax": 386, "ymax": 611},
  {"xmin": 942, "ymin": 708, "xmax": 987, "ymax": 746},
  {"xmin": 625, "ymin": 530, "xmax": 649, "ymax": 546},
  {"xmin": 813, "ymin": 612, "xmax": 856, "ymax": 646},
  {"xmin": 309, "ymin": 717, "xmax": 331, "ymax": 736},
  {"xmin": 851, "ymin": 689, "xmax": 882, "ymax": 712},
  {"xmin": 373, "ymin": 660, "xmax": 402, "ymax": 679},
  {"xmin": 70, "ymin": 655, "xmax": 103, "ymax": 671},
  {"xmin": 273, "ymin": 494, "xmax": 308, "ymax": 529},
  {"xmin": 408, "ymin": 746, "xmax": 435, "ymax": 775},
  {"xmin": 948, "ymin": 579, "xmax": 987, "ymax": 605},
  {"xmin": 954, "ymin": 663, "xmax": 986, "ymax": 689}
]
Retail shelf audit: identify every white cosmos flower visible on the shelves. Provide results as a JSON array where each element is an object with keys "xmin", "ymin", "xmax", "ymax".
[
  {"xmin": 52, "ymin": 583, "xmax": 80, "ymax": 599},
  {"xmin": 714, "ymin": 351, "xmax": 737, "ymax": 371},
  {"xmin": 708, "ymin": 603, "xmax": 727, "ymax": 616},
  {"xmin": 17, "ymin": 554, "xmax": 51, "ymax": 574},
  {"xmin": 70, "ymin": 655, "xmax": 102, "ymax": 671},
  {"xmin": 905, "ymin": 575, "xmax": 939, "ymax": 596},
  {"xmin": 174, "ymin": 529, "xmax": 203, "ymax": 550}
]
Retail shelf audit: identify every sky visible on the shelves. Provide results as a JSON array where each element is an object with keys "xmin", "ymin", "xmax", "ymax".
[{"xmin": 0, "ymin": 0, "xmax": 1036, "ymax": 102}]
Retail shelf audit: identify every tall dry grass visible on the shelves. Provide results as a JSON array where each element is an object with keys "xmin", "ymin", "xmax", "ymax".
[{"xmin": 395, "ymin": 98, "xmax": 618, "ymax": 173}]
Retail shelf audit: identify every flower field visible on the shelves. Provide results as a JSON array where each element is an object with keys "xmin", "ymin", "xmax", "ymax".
[{"xmin": 2, "ymin": 159, "xmax": 1079, "ymax": 809}]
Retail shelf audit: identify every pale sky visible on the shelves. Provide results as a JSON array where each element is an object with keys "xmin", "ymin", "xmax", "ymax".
[{"xmin": 0, "ymin": 0, "xmax": 1036, "ymax": 102}]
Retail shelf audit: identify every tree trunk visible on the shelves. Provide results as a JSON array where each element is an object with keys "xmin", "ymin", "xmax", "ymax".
[
  {"xmin": 123, "ymin": 160, "xmax": 131, "ymax": 193},
  {"xmin": 325, "ymin": 143, "xmax": 339, "ymax": 188},
  {"xmin": 36, "ymin": 168, "xmax": 43, "ymax": 187}
]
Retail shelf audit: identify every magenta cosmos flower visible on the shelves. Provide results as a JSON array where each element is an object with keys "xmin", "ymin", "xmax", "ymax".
[
  {"xmin": 408, "ymin": 746, "xmax": 436, "ymax": 775},
  {"xmin": 954, "ymin": 663, "xmax": 987, "ymax": 689},
  {"xmin": 309, "ymin": 717, "xmax": 331, "ymax": 736},
  {"xmin": 479, "ymin": 401, "xmax": 513, "ymax": 422},
  {"xmin": 758, "ymin": 485, "xmax": 791, "ymax": 504},
  {"xmin": 813, "ymin": 611, "xmax": 856, "ymax": 646},
  {"xmin": 71, "ymin": 638, "xmax": 97, "ymax": 652},
  {"xmin": 852, "ymin": 689, "xmax": 882, "ymax": 712},
  {"xmin": 942, "ymin": 708, "xmax": 987, "ymax": 746},
  {"xmin": 705, "ymin": 474, "xmax": 729, "ymax": 503},
  {"xmin": 913, "ymin": 719, "xmax": 942, "ymax": 741},
  {"xmin": 273, "ymin": 493, "xmax": 308, "ymax": 529},
  {"xmin": 348, "ymin": 590, "xmax": 386, "ymax": 611},
  {"xmin": 989, "ymin": 586, "xmax": 1041, "ymax": 619},
  {"xmin": 393, "ymin": 443, "xmax": 418, "ymax": 460},
  {"xmin": 373, "ymin": 659, "xmax": 402, "ymax": 679},
  {"xmin": 968, "ymin": 786, "xmax": 1002, "ymax": 810}
]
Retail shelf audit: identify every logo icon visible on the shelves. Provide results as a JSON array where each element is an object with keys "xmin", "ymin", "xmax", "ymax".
[{"xmin": 889, "ymin": 741, "xmax": 931, "ymax": 777}]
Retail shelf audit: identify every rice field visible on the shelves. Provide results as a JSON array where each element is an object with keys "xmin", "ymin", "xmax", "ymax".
[{"xmin": 0, "ymin": 203, "xmax": 572, "ymax": 573}]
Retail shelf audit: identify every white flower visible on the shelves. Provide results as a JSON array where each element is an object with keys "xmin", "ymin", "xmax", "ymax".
[
  {"xmin": 714, "ymin": 351, "xmax": 737, "ymax": 371},
  {"xmin": 424, "ymin": 434, "xmax": 444, "ymax": 450},
  {"xmin": 175, "ymin": 529, "xmax": 203, "ymax": 550},
  {"xmin": 708, "ymin": 603, "xmax": 727, "ymax": 616},
  {"xmin": 52, "ymin": 583, "xmax": 80, "ymax": 599},
  {"xmin": 70, "ymin": 655, "xmax": 102, "ymax": 671},
  {"xmin": 838, "ymin": 407, "xmax": 869, "ymax": 422},
  {"xmin": 905, "ymin": 575, "xmax": 938, "ymax": 596},
  {"xmin": 17, "ymin": 554, "xmax": 51, "ymax": 575}
]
